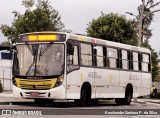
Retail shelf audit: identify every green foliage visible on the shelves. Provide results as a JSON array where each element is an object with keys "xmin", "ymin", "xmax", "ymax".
[
  {"xmin": 87, "ymin": 13, "xmax": 138, "ymax": 46},
  {"xmin": 0, "ymin": 0, "xmax": 64, "ymax": 44},
  {"xmin": 151, "ymin": 51, "xmax": 159, "ymax": 81}
]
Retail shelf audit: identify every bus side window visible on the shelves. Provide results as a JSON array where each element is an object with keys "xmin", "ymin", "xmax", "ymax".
[
  {"xmin": 94, "ymin": 46, "xmax": 104, "ymax": 67},
  {"xmin": 67, "ymin": 42, "xmax": 79, "ymax": 72},
  {"xmin": 81, "ymin": 43, "xmax": 92, "ymax": 66},
  {"xmin": 107, "ymin": 47, "xmax": 117, "ymax": 68},
  {"xmin": 133, "ymin": 52, "xmax": 138, "ymax": 71},
  {"xmin": 142, "ymin": 54, "xmax": 150, "ymax": 72},
  {"xmin": 122, "ymin": 50, "xmax": 128, "ymax": 70}
]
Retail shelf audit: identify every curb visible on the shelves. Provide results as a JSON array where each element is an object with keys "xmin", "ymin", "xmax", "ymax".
[
  {"xmin": 145, "ymin": 101, "xmax": 160, "ymax": 104},
  {"xmin": 132, "ymin": 101, "xmax": 146, "ymax": 104}
]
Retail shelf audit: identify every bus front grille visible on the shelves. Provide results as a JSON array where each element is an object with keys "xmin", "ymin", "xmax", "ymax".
[{"xmin": 15, "ymin": 78, "xmax": 57, "ymax": 90}]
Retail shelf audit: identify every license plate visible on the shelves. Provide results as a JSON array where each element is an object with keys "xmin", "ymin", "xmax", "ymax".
[{"xmin": 30, "ymin": 92, "xmax": 39, "ymax": 97}]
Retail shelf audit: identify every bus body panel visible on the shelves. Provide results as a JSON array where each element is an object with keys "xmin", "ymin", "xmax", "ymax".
[
  {"xmin": 94, "ymin": 68, "xmax": 121, "ymax": 98},
  {"xmin": 66, "ymin": 70, "xmax": 81, "ymax": 99},
  {"xmin": 66, "ymin": 67, "xmax": 95, "ymax": 99},
  {"xmin": 12, "ymin": 32, "xmax": 152, "ymax": 102}
]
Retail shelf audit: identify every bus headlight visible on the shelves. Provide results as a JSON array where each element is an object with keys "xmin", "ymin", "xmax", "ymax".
[{"xmin": 54, "ymin": 75, "xmax": 64, "ymax": 87}]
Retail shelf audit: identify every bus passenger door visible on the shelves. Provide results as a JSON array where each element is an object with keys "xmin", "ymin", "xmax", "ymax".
[
  {"xmin": 66, "ymin": 40, "xmax": 81, "ymax": 99},
  {"xmin": 93, "ymin": 46, "xmax": 107, "ymax": 98}
]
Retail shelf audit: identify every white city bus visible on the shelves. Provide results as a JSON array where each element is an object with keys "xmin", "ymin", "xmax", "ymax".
[{"xmin": 12, "ymin": 32, "xmax": 152, "ymax": 106}]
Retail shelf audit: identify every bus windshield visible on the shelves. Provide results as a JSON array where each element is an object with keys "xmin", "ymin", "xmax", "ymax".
[{"xmin": 13, "ymin": 43, "xmax": 64, "ymax": 76}]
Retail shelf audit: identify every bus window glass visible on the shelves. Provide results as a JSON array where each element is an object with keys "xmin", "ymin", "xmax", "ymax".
[
  {"xmin": 142, "ymin": 54, "xmax": 149, "ymax": 63},
  {"xmin": 107, "ymin": 48, "xmax": 117, "ymax": 68},
  {"xmin": 142, "ymin": 63, "xmax": 148, "ymax": 72},
  {"xmin": 133, "ymin": 52, "xmax": 138, "ymax": 61},
  {"xmin": 142, "ymin": 54, "xmax": 149, "ymax": 72},
  {"xmin": 122, "ymin": 50, "xmax": 128, "ymax": 69},
  {"xmin": 96, "ymin": 46, "xmax": 104, "ymax": 67},
  {"xmin": 67, "ymin": 45, "xmax": 78, "ymax": 65},
  {"xmin": 107, "ymin": 48, "xmax": 113, "ymax": 57},
  {"xmin": 67, "ymin": 45, "xmax": 79, "ymax": 72},
  {"xmin": 133, "ymin": 52, "xmax": 138, "ymax": 71},
  {"xmin": 81, "ymin": 43, "xmax": 92, "ymax": 66},
  {"xmin": 133, "ymin": 62, "xmax": 139, "ymax": 71},
  {"xmin": 73, "ymin": 46, "xmax": 78, "ymax": 65},
  {"xmin": 81, "ymin": 43, "xmax": 92, "ymax": 55},
  {"xmin": 122, "ymin": 50, "xmax": 127, "ymax": 59}
]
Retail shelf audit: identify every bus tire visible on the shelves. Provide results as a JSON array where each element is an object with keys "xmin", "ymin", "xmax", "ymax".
[
  {"xmin": 80, "ymin": 86, "xmax": 91, "ymax": 106},
  {"xmin": 124, "ymin": 85, "xmax": 133, "ymax": 105},
  {"xmin": 115, "ymin": 85, "xmax": 133, "ymax": 105}
]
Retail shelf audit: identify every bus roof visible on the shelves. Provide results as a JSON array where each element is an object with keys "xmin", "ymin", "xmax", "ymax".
[{"xmin": 19, "ymin": 32, "xmax": 151, "ymax": 54}]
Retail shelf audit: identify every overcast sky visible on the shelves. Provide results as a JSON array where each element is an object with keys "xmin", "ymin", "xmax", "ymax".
[{"xmin": 0, "ymin": 0, "xmax": 160, "ymax": 52}]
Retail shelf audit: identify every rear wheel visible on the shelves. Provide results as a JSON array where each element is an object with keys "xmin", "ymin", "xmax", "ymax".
[{"xmin": 115, "ymin": 86, "xmax": 133, "ymax": 105}]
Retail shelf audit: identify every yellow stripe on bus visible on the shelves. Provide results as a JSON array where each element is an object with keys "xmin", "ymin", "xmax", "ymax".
[{"xmin": 15, "ymin": 78, "xmax": 57, "ymax": 89}]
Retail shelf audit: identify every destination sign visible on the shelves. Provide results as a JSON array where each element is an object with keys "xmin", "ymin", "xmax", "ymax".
[{"xmin": 18, "ymin": 33, "xmax": 66, "ymax": 43}]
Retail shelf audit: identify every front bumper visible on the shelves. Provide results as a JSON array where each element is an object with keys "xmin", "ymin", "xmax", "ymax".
[{"xmin": 12, "ymin": 85, "xmax": 66, "ymax": 99}]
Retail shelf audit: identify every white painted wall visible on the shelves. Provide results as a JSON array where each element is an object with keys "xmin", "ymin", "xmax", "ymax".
[{"xmin": 0, "ymin": 59, "xmax": 12, "ymax": 90}]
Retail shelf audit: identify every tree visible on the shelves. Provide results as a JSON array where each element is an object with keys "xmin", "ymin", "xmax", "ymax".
[
  {"xmin": 137, "ymin": 0, "xmax": 160, "ymax": 81},
  {"xmin": 136, "ymin": 0, "xmax": 160, "ymax": 42},
  {"xmin": 0, "ymin": 0, "xmax": 65, "ymax": 44},
  {"xmin": 87, "ymin": 13, "xmax": 138, "ymax": 46}
]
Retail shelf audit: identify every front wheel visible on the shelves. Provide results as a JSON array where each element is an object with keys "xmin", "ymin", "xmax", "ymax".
[
  {"xmin": 74, "ymin": 86, "xmax": 91, "ymax": 106},
  {"xmin": 80, "ymin": 86, "xmax": 91, "ymax": 106}
]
